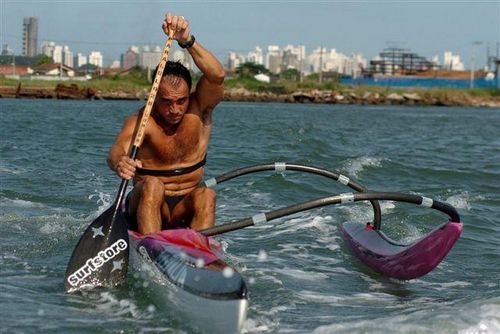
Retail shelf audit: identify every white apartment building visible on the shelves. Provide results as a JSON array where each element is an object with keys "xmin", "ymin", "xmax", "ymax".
[
  {"xmin": 110, "ymin": 60, "xmax": 121, "ymax": 69},
  {"xmin": 140, "ymin": 45, "xmax": 162, "ymax": 69},
  {"xmin": 53, "ymin": 45, "xmax": 63, "ymax": 64},
  {"xmin": 307, "ymin": 47, "xmax": 366, "ymax": 77},
  {"xmin": 307, "ymin": 47, "xmax": 327, "ymax": 73},
  {"xmin": 227, "ymin": 51, "xmax": 245, "ymax": 71},
  {"xmin": 282, "ymin": 44, "xmax": 306, "ymax": 72},
  {"xmin": 41, "ymin": 41, "xmax": 55, "ymax": 58},
  {"xmin": 63, "ymin": 46, "xmax": 73, "ymax": 68},
  {"xmin": 266, "ymin": 45, "xmax": 281, "ymax": 74},
  {"xmin": 41, "ymin": 42, "xmax": 73, "ymax": 68},
  {"xmin": 74, "ymin": 53, "xmax": 87, "ymax": 68},
  {"xmin": 89, "ymin": 51, "xmax": 103, "ymax": 67},
  {"xmin": 172, "ymin": 49, "xmax": 192, "ymax": 70},
  {"xmin": 443, "ymin": 51, "xmax": 464, "ymax": 71},
  {"xmin": 247, "ymin": 47, "xmax": 264, "ymax": 65}
]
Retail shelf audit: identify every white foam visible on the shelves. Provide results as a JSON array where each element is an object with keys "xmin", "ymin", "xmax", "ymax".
[
  {"xmin": 445, "ymin": 191, "xmax": 482, "ymax": 211},
  {"xmin": 296, "ymin": 290, "xmax": 343, "ymax": 303},
  {"xmin": 274, "ymin": 267, "xmax": 328, "ymax": 281},
  {"xmin": 342, "ymin": 156, "xmax": 383, "ymax": 178},
  {"xmin": 95, "ymin": 292, "xmax": 153, "ymax": 319},
  {"xmin": 458, "ymin": 299, "xmax": 500, "ymax": 334},
  {"xmin": 380, "ymin": 200, "xmax": 396, "ymax": 214},
  {"xmin": 242, "ymin": 318, "xmax": 272, "ymax": 333},
  {"xmin": 0, "ymin": 166, "xmax": 22, "ymax": 174},
  {"xmin": 39, "ymin": 221, "xmax": 67, "ymax": 234},
  {"xmin": 0, "ymin": 197, "xmax": 46, "ymax": 209},
  {"xmin": 88, "ymin": 191, "xmax": 113, "ymax": 214},
  {"xmin": 425, "ymin": 280, "xmax": 473, "ymax": 291}
]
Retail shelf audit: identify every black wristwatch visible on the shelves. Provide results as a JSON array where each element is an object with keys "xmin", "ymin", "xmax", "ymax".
[{"xmin": 178, "ymin": 35, "xmax": 195, "ymax": 49}]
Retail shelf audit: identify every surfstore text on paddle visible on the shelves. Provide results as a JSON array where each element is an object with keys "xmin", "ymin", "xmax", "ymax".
[{"xmin": 67, "ymin": 239, "xmax": 127, "ymax": 286}]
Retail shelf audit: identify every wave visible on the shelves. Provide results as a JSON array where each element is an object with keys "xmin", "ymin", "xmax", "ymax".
[
  {"xmin": 341, "ymin": 156, "xmax": 384, "ymax": 178},
  {"xmin": 446, "ymin": 191, "xmax": 484, "ymax": 211},
  {"xmin": 0, "ymin": 196, "xmax": 47, "ymax": 209}
]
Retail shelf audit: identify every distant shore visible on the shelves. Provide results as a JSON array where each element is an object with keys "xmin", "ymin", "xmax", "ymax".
[{"xmin": 0, "ymin": 81, "xmax": 499, "ymax": 108}]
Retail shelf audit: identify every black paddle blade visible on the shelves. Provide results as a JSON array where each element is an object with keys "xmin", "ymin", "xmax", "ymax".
[{"xmin": 64, "ymin": 204, "xmax": 129, "ymax": 293}]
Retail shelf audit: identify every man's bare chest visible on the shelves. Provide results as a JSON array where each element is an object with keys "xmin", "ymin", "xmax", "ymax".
[{"xmin": 140, "ymin": 115, "xmax": 206, "ymax": 164}]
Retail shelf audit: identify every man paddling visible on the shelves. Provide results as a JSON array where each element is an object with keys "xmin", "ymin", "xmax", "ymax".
[{"xmin": 107, "ymin": 13, "xmax": 224, "ymax": 235}]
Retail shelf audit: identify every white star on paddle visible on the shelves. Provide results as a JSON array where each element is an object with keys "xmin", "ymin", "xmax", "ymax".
[
  {"xmin": 91, "ymin": 226, "xmax": 105, "ymax": 238},
  {"xmin": 111, "ymin": 259, "xmax": 124, "ymax": 272}
]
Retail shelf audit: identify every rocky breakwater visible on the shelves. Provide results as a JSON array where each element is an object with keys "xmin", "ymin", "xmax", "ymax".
[
  {"xmin": 0, "ymin": 83, "xmax": 96, "ymax": 99},
  {"xmin": 224, "ymin": 87, "xmax": 500, "ymax": 108}
]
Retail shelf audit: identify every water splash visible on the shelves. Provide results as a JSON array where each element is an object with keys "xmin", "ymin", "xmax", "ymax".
[
  {"xmin": 446, "ymin": 191, "xmax": 484, "ymax": 211},
  {"xmin": 342, "ymin": 156, "xmax": 383, "ymax": 178}
]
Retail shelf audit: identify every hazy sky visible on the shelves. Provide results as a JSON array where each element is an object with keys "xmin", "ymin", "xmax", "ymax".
[{"xmin": 1, "ymin": 0, "xmax": 499, "ymax": 68}]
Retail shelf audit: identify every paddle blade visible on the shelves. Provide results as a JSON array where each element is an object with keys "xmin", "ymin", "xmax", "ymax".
[{"xmin": 64, "ymin": 205, "xmax": 129, "ymax": 293}]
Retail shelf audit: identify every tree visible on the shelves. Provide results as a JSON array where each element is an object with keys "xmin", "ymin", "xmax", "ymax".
[
  {"xmin": 37, "ymin": 55, "xmax": 53, "ymax": 65},
  {"xmin": 236, "ymin": 62, "xmax": 270, "ymax": 78},
  {"xmin": 280, "ymin": 68, "xmax": 300, "ymax": 81}
]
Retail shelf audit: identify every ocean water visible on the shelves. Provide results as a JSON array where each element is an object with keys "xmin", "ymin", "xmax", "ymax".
[{"xmin": 0, "ymin": 99, "xmax": 499, "ymax": 333}]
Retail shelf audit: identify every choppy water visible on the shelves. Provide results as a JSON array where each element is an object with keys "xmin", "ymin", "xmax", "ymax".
[{"xmin": 1, "ymin": 99, "xmax": 499, "ymax": 333}]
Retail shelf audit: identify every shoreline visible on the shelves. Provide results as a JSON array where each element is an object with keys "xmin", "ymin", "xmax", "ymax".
[{"xmin": 1, "ymin": 83, "xmax": 499, "ymax": 108}]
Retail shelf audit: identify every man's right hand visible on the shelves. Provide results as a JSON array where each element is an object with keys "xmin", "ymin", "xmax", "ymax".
[{"xmin": 114, "ymin": 156, "xmax": 142, "ymax": 180}]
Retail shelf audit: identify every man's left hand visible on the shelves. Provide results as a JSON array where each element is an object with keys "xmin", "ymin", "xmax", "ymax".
[{"xmin": 163, "ymin": 12, "xmax": 191, "ymax": 44}]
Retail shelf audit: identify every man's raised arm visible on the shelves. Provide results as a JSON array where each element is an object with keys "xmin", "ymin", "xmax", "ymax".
[{"xmin": 163, "ymin": 13, "xmax": 225, "ymax": 112}]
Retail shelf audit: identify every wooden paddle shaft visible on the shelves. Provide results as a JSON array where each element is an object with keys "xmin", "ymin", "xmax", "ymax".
[{"xmin": 133, "ymin": 29, "xmax": 175, "ymax": 148}]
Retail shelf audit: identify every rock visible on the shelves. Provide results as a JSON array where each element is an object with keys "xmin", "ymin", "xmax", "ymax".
[
  {"xmin": 403, "ymin": 93, "xmax": 422, "ymax": 101},
  {"xmin": 387, "ymin": 93, "xmax": 404, "ymax": 102},
  {"xmin": 334, "ymin": 94, "xmax": 345, "ymax": 102},
  {"xmin": 55, "ymin": 84, "xmax": 95, "ymax": 99},
  {"xmin": 291, "ymin": 92, "xmax": 315, "ymax": 103}
]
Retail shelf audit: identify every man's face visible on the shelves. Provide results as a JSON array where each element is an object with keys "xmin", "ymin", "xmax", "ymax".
[{"xmin": 154, "ymin": 75, "xmax": 190, "ymax": 125}]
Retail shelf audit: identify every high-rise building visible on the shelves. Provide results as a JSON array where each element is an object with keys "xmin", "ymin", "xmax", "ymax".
[
  {"xmin": 121, "ymin": 46, "xmax": 139, "ymax": 69},
  {"xmin": 22, "ymin": 17, "xmax": 38, "ymax": 57},
  {"xmin": 227, "ymin": 52, "xmax": 245, "ymax": 71},
  {"xmin": 89, "ymin": 51, "xmax": 103, "ymax": 67},
  {"xmin": 139, "ymin": 45, "xmax": 161, "ymax": 69},
  {"xmin": 266, "ymin": 45, "xmax": 281, "ymax": 74},
  {"xmin": 282, "ymin": 45, "xmax": 305, "ymax": 72},
  {"xmin": 63, "ymin": 46, "xmax": 73, "ymax": 68},
  {"xmin": 74, "ymin": 53, "xmax": 87, "ymax": 68},
  {"xmin": 41, "ymin": 41, "xmax": 56, "ymax": 58},
  {"xmin": 443, "ymin": 51, "xmax": 464, "ymax": 71},
  {"xmin": 172, "ymin": 49, "xmax": 192, "ymax": 70},
  {"xmin": 2, "ymin": 44, "xmax": 14, "ymax": 56},
  {"xmin": 53, "ymin": 45, "xmax": 63, "ymax": 64},
  {"xmin": 247, "ymin": 47, "xmax": 264, "ymax": 65}
]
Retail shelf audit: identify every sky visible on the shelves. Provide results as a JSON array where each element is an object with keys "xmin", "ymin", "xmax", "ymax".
[{"xmin": 1, "ymin": 0, "xmax": 499, "ymax": 68}]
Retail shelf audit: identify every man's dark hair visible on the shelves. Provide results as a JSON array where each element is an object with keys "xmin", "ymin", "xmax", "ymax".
[{"xmin": 152, "ymin": 61, "xmax": 192, "ymax": 91}]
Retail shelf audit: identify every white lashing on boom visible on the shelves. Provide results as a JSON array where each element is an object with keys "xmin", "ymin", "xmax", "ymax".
[
  {"xmin": 340, "ymin": 193, "xmax": 355, "ymax": 203},
  {"xmin": 420, "ymin": 196, "xmax": 434, "ymax": 208},
  {"xmin": 274, "ymin": 162, "xmax": 286, "ymax": 171},
  {"xmin": 252, "ymin": 213, "xmax": 267, "ymax": 225},
  {"xmin": 338, "ymin": 174, "xmax": 350, "ymax": 185},
  {"xmin": 204, "ymin": 178, "xmax": 217, "ymax": 188}
]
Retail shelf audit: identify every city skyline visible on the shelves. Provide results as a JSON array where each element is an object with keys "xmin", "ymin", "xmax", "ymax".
[{"xmin": 0, "ymin": 1, "xmax": 498, "ymax": 69}]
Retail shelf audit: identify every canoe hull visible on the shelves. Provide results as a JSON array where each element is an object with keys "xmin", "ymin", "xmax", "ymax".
[{"xmin": 129, "ymin": 229, "xmax": 248, "ymax": 333}]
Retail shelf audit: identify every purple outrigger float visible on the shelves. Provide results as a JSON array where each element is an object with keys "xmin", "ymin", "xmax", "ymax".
[{"xmin": 341, "ymin": 219, "xmax": 463, "ymax": 280}]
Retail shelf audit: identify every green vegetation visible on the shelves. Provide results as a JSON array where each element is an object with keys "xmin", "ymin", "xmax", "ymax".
[
  {"xmin": 1, "ymin": 65, "xmax": 498, "ymax": 101},
  {"xmin": 36, "ymin": 55, "xmax": 54, "ymax": 65}
]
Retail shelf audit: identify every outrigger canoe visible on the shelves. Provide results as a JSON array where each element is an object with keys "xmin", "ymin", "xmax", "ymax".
[{"xmin": 66, "ymin": 162, "xmax": 462, "ymax": 333}]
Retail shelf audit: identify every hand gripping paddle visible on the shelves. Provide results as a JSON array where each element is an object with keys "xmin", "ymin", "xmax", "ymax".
[{"xmin": 64, "ymin": 29, "xmax": 175, "ymax": 292}]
